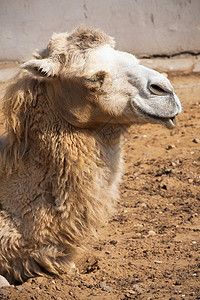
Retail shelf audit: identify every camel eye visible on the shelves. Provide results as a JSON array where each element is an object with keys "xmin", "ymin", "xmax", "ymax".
[
  {"xmin": 149, "ymin": 84, "xmax": 168, "ymax": 95},
  {"xmin": 90, "ymin": 71, "xmax": 106, "ymax": 85},
  {"xmin": 84, "ymin": 71, "xmax": 107, "ymax": 91}
]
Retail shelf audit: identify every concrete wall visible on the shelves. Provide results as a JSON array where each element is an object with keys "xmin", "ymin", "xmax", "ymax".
[{"xmin": 0, "ymin": 0, "xmax": 200, "ymax": 60}]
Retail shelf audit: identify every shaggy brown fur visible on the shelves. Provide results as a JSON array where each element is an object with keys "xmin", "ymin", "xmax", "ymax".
[
  {"xmin": 0, "ymin": 27, "xmax": 122, "ymax": 284},
  {"xmin": 0, "ymin": 26, "xmax": 181, "ymax": 284}
]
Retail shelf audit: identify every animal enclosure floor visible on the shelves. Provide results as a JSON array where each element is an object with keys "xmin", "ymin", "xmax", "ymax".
[{"xmin": 0, "ymin": 73, "xmax": 200, "ymax": 299}]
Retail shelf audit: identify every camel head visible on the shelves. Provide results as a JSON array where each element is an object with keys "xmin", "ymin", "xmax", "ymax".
[{"xmin": 22, "ymin": 27, "xmax": 181, "ymax": 129}]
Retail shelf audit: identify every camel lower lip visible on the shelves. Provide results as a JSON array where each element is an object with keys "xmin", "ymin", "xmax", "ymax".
[
  {"xmin": 139, "ymin": 110, "xmax": 177, "ymax": 129},
  {"xmin": 148, "ymin": 115, "xmax": 176, "ymax": 129}
]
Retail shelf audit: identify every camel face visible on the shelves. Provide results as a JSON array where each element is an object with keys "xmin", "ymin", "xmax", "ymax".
[
  {"xmin": 81, "ymin": 45, "xmax": 181, "ymax": 129},
  {"xmin": 22, "ymin": 28, "xmax": 181, "ymax": 129}
]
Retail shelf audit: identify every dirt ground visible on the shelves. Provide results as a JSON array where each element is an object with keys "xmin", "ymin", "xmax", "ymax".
[{"xmin": 0, "ymin": 70, "xmax": 199, "ymax": 299}]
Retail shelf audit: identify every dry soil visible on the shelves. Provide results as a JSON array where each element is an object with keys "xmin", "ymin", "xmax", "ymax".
[{"xmin": 0, "ymin": 71, "xmax": 199, "ymax": 300}]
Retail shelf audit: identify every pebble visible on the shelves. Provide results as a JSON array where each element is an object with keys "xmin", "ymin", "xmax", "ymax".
[
  {"xmin": 132, "ymin": 284, "xmax": 142, "ymax": 292},
  {"xmin": 164, "ymin": 207, "xmax": 170, "ymax": 212},
  {"xmin": 193, "ymin": 138, "xmax": 200, "ymax": 143},
  {"xmin": 15, "ymin": 286, "xmax": 23, "ymax": 291},
  {"xmin": 100, "ymin": 281, "xmax": 112, "ymax": 292},
  {"xmin": 136, "ymin": 202, "xmax": 147, "ymax": 208},
  {"xmin": 161, "ymin": 184, "xmax": 167, "ymax": 190},
  {"xmin": 140, "ymin": 202, "xmax": 147, "ymax": 207},
  {"xmin": 105, "ymin": 251, "xmax": 111, "ymax": 254},
  {"xmin": 148, "ymin": 230, "xmax": 156, "ymax": 236},
  {"xmin": 126, "ymin": 289, "xmax": 136, "ymax": 295},
  {"xmin": 110, "ymin": 240, "xmax": 117, "ymax": 245},
  {"xmin": 166, "ymin": 144, "xmax": 176, "ymax": 150},
  {"xmin": 0, "ymin": 275, "xmax": 10, "ymax": 288},
  {"xmin": 154, "ymin": 260, "xmax": 163, "ymax": 264},
  {"xmin": 174, "ymin": 281, "xmax": 181, "ymax": 286}
]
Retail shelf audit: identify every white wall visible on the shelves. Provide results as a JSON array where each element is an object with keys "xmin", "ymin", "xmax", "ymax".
[{"xmin": 0, "ymin": 0, "xmax": 200, "ymax": 60}]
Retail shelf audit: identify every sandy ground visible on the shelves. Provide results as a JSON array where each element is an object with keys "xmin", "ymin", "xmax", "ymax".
[{"xmin": 0, "ymin": 63, "xmax": 199, "ymax": 299}]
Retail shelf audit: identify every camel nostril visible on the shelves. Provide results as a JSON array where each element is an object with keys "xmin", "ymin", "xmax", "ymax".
[{"xmin": 149, "ymin": 84, "xmax": 169, "ymax": 96}]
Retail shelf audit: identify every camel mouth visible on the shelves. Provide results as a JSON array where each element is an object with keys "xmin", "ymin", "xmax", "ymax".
[
  {"xmin": 131, "ymin": 102, "xmax": 178, "ymax": 129},
  {"xmin": 131, "ymin": 98, "xmax": 180, "ymax": 129},
  {"xmin": 144, "ymin": 112, "xmax": 177, "ymax": 129},
  {"xmin": 138, "ymin": 109, "xmax": 177, "ymax": 128},
  {"xmin": 150, "ymin": 115, "xmax": 177, "ymax": 129}
]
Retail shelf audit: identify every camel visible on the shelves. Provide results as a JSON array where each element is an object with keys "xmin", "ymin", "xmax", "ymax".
[{"xmin": 0, "ymin": 26, "xmax": 181, "ymax": 284}]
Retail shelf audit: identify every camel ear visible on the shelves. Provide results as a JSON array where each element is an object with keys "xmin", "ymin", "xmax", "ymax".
[{"xmin": 21, "ymin": 58, "xmax": 60, "ymax": 77}]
